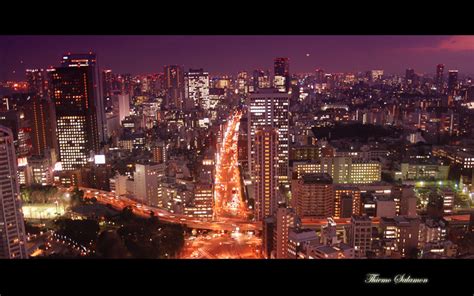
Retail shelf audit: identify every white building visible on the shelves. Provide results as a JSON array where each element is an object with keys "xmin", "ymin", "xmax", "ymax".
[
  {"xmin": 248, "ymin": 88, "xmax": 289, "ymax": 187},
  {"xmin": 185, "ymin": 69, "xmax": 210, "ymax": 110},
  {"xmin": 133, "ymin": 163, "xmax": 166, "ymax": 207},
  {"xmin": 0, "ymin": 126, "xmax": 28, "ymax": 259}
]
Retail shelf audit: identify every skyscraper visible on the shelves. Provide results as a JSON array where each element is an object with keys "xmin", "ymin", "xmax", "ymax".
[
  {"xmin": 248, "ymin": 89, "xmax": 289, "ymax": 187},
  {"xmin": 23, "ymin": 96, "xmax": 57, "ymax": 157},
  {"xmin": 60, "ymin": 53, "xmax": 106, "ymax": 143},
  {"xmin": 435, "ymin": 64, "xmax": 445, "ymax": 91},
  {"xmin": 448, "ymin": 70, "xmax": 459, "ymax": 96},
  {"xmin": 254, "ymin": 127, "xmax": 279, "ymax": 221},
  {"xmin": 185, "ymin": 69, "xmax": 210, "ymax": 109},
  {"xmin": 0, "ymin": 126, "xmax": 28, "ymax": 259},
  {"xmin": 274, "ymin": 57, "xmax": 290, "ymax": 92},
  {"xmin": 26, "ymin": 68, "xmax": 51, "ymax": 99},
  {"xmin": 164, "ymin": 65, "xmax": 185, "ymax": 109},
  {"xmin": 51, "ymin": 54, "xmax": 105, "ymax": 171},
  {"xmin": 274, "ymin": 206, "xmax": 297, "ymax": 259}
]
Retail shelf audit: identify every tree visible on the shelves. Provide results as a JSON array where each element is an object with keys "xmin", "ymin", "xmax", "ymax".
[{"xmin": 96, "ymin": 230, "xmax": 129, "ymax": 258}]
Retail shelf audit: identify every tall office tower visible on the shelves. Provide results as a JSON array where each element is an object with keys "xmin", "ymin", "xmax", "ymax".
[
  {"xmin": 254, "ymin": 127, "xmax": 279, "ymax": 221},
  {"xmin": 291, "ymin": 173, "xmax": 334, "ymax": 219},
  {"xmin": 274, "ymin": 206, "xmax": 297, "ymax": 259},
  {"xmin": 117, "ymin": 93, "xmax": 130, "ymax": 122},
  {"xmin": 102, "ymin": 69, "xmax": 114, "ymax": 111},
  {"xmin": 447, "ymin": 70, "xmax": 459, "ymax": 96},
  {"xmin": 405, "ymin": 68, "xmax": 415, "ymax": 85},
  {"xmin": 60, "ymin": 53, "xmax": 106, "ymax": 143},
  {"xmin": 51, "ymin": 54, "xmax": 104, "ymax": 171},
  {"xmin": 251, "ymin": 70, "xmax": 271, "ymax": 92},
  {"xmin": 163, "ymin": 65, "xmax": 185, "ymax": 109},
  {"xmin": 435, "ymin": 64, "xmax": 444, "ymax": 91},
  {"xmin": 185, "ymin": 69, "xmax": 210, "ymax": 109},
  {"xmin": 349, "ymin": 215, "xmax": 372, "ymax": 258},
  {"xmin": 248, "ymin": 89, "xmax": 289, "ymax": 187},
  {"xmin": 237, "ymin": 71, "xmax": 248, "ymax": 95},
  {"xmin": 334, "ymin": 186, "xmax": 361, "ymax": 218},
  {"xmin": 23, "ymin": 96, "xmax": 57, "ymax": 157},
  {"xmin": 133, "ymin": 162, "xmax": 166, "ymax": 207},
  {"xmin": 274, "ymin": 57, "xmax": 290, "ymax": 92},
  {"xmin": 26, "ymin": 68, "xmax": 50, "ymax": 99},
  {"xmin": 0, "ymin": 126, "xmax": 28, "ymax": 259},
  {"xmin": 102, "ymin": 69, "xmax": 114, "ymax": 98}
]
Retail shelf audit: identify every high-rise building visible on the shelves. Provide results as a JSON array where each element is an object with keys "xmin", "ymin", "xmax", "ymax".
[
  {"xmin": 26, "ymin": 68, "xmax": 51, "ymax": 99},
  {"xmin": 274, "ymin": 206, "xmax": 297, "ymax": 259},
  {"xmin": 163, "ymin": 65, "xmax": 185, "ymax": 109},
  {"xmin": 185, "ymin": 69, "xmax": 210, "ymax": 109},
  {"xmin": 405, "ymin": 68, "xmax": 415, "ymax": 85},
  {"xmin": 435, "ymin": 64, "xmax": 444, "ymax": 91},
  {"xmin": 117, "ymin": 93, "xmax": 130, "ymax": 123},
  {"xmin": 349, "ymin": 215, "xmax": 372, "ymax": 258},
  {"xmin": 60, "ymin": 53, "xmax": 106, "ymax": 142},
  {"xmin": 274, "ymin": 57, "xmax": 290, "ymax": 93},
  {"xmin": 51, "ymin": 55, "xmax": 104, "ymax": 171},
  {"xmin": 248, "ymin": 89, "xmax": 289, "ymax": 187},
  {"xmin": 22, "ymin": 96, "xmax": 57, "ymax": 157},
  {"xmin": 448, "ymin": 70, "xmax": 459, "ymax": 96},
  {"xmin": 0, "ymin": 126, "xmax": 28, "ymax": 259},
  {"xmin": 291, "ymin": 173, "xmax": 334, "ymax": 219},
  {"xmin": 254, "ymin": 127, "xmax": 279, "ymax": 221}
]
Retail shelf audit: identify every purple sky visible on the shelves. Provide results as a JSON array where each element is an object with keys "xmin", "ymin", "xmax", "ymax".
[{"xmin": 1, "ymin": 35, "xmax": 474, "ymax": 80}]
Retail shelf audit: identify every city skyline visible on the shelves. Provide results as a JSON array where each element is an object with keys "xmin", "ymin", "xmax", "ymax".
[
  {"xmin": 1, "ymin": 35, "xmax": 474, "ymax": 261},
  {"xmin": 2, "ymin": 35, "xmax": 474, "ymax": 81}
]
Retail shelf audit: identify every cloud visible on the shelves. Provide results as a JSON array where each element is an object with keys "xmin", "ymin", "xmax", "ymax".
[{"xmin": 407, "ymin": 36, "xmax": 474, "ymax": 52}]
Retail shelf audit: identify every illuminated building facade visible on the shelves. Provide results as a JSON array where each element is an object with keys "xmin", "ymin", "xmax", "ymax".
[
  {"xmin": 133, "ymin": 163, "xmax": 166, "ymax": 207},
  {"xmin": 26, "ymin": 68, "xmax": 51, "ymax": 99},
  {"xmin": 185, "ymin": 69, "xmax": 210, "ymax": 110},
  {"xmin": 23, "ymin": 96, "xmax": 57, "ymax": 157},
  {"xmin": 0, "ymin": 126, "xmax": 28, "ymax": 259},
  {"xmin": 248, "ymin": 89, "xmax": 289, "ymax": 187},
  {"xmin": 291, "ymin": 173, "xmax": 334, "ymax": 219},
  {"xmin": 251, "ymin": 70, "xmax": 271, "ymax": 92},
  {"xmin": 334, "ymin": 186, "xmax": 361, "ymax": 218},
  {"xmin": 274, "ymin": 57, "xmax": 290, "ymax": 92},
  {"xmin": 184, "ymin": 183, "xmax": 213, "ymax": 220},
  {"xmin": 164, "ymin": 65, "xmax": 185, "ymax": 109},
  {"xmin": 293, "ymin": 157, "xmax": 381, "ymax": 184},
  {"xmin": 349, "ymin": 215, "xmax": 372, "ymax": 258},
  {"xmin": 274, "ymin": 206, "xmax": 297, "ymax": 259},
  {"xmin": 254, "ymin": 127, "xmax": 279, "ymax": 221},
  {"xmin": 51, "ymin": 53, "xmax": 105, "ymax": 171}
]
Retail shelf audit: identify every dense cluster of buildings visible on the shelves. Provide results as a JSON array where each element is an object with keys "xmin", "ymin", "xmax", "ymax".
[{"xmin": 2, "ymin": 52, "xmax": 474, "ymax": 259}]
